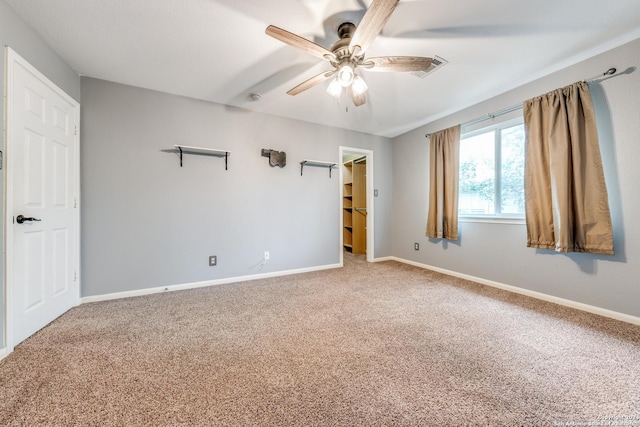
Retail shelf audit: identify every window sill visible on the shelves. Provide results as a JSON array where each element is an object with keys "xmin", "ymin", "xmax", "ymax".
[{"xmin": 459, "ymin": 216, "xmax": 525, "ymax": 225}]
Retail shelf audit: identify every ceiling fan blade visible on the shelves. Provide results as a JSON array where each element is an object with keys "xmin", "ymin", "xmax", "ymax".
[
  {"xmin": 349, "ymin": 85, "xmax": 366, "ymax": 107},
  {"xmin": 266, "ymin": 25, "xmax": 336, "ymax": 62},
  {"xmin": 287, "ymin": 70, "xmax": 336, "ymax": 96},
  {"xmin": 349, "ymin": 0, "xmax": 399, "ymax": 54},
  {"xmin": 363, "ymin": 56, "xmax": 434, "ymax": 72}
]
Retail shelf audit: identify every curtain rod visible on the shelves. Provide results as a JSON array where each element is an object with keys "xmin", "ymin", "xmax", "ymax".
[{"xmin": 425, "ymin": 67, "xmax": 617, "ymax": 138}]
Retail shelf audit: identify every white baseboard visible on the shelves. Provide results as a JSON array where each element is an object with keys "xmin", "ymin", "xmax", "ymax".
[
  {"xmin": 389, "ymin": 257, "xmax": 640, "ymax": 326},
  {"xmin": 373, "ymin": 256, "xmax": 395, "ymax": 262},
  {"xmin": 81, "ymin": 263, "xmax": 342, "ymax": 304},
  {"xmin": 0, "ymin": 347, "xmax": 11, "ymax": 362}
]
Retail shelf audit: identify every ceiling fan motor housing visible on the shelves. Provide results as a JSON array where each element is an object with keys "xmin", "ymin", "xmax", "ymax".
[{"xmin": 331, "ymin": 22, "xmax": 356, "ymax": 60}]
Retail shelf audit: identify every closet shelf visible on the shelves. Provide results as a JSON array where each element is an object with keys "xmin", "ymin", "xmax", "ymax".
[
  {"xmin": 174, "ymin": 145, "xmax": 230, "ymax": 170},
  {"xmin": 300, "ymin": 159, "xmax": 337, "ymax": 178},
  {"xmin": 342, "ymin": 158, "xmax": 366, "ymax": 254}
]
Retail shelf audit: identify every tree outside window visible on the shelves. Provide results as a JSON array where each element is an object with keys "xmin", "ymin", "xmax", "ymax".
[{"xmin": 459, "ymin": 121, "xmax": 525, "ymax": 218}]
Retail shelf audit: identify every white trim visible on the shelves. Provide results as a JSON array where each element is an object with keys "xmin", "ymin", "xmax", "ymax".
[
  {"xmin": 461, "ymin": 116, "xmax": 524, "ymax": 138},
  {"xmin": 389, "ymin": 257, "xmax": 640, "ymax": 326},
  {"xmin": 373, "ymin": 256, "xmax": 394, "ymax": 262},
  {"xmin": 3, "ymin": 47, "xmax": 81, "ymax": 355},
  {"xmin": 339, "ymin": 147, "xmax": 374, "ymax": 265},
  {"xmin": 0, "ymin": 347, "xmax": 10, "ymax": 362},
  {"xmin": 81, "ymin": 263, "xmax": 342, "ymax": 304},
  {"xmin": 459, "ymin": 217, "xmax": 525, "ymax": 225},
  {"xmin": 4, "ymin": 46, "xmax": 15, "ymax": 355}
]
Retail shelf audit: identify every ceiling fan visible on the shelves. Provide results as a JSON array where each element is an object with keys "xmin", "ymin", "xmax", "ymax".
[{"xmin": 265, "ymin": 0, "xmax": 434, "ymax": 107}]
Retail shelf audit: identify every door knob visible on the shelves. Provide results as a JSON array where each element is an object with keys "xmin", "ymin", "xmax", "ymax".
[{"xmin": 16, "ymin": 215, "xmax": 41, "ymax": 224}]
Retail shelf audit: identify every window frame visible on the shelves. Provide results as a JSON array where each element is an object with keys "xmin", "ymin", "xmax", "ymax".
[{"xmin": 458, "ymin": 117, "xmax": 526, "ymax": 224}]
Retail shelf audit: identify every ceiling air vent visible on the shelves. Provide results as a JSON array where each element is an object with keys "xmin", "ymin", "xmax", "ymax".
[{"xmin": 412, "ymin": 55, "xmax": 448, "ymax": 79}]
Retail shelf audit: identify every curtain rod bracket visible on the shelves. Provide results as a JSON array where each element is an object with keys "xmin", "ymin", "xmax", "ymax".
[{"xmin": 585, "ymin": 67, "xmax": 617, "ymax": 83}]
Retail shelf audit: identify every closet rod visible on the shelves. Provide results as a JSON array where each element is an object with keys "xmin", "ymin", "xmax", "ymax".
[{"xmin": 425, "ymin": 67, "xmax": 617, "ymax": 138}]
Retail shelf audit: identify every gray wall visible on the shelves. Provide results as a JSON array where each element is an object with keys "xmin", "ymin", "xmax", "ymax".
[
  {"xmin": 1, "ymin": 0, "xmax": 80, "ymax": 349},
  {"xmin": 392, "ymin": 38, "xmax": 640, "ymax": 318},
  {"xmin": 81, "ymin": 78, "xmax": 393, "ymax": 297}
]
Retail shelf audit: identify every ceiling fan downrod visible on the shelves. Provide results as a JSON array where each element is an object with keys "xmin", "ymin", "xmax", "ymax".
[{"xmin": 330, "ymin": 22, "xmax": 357, "ymax": 62}]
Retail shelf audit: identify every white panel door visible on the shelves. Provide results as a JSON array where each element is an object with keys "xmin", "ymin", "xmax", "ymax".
[{"xmin": 5, "ymin": 48, "xmax": 80, "ymax": 347}]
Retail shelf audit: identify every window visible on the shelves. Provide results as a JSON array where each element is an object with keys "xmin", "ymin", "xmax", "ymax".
[{"xmin": 458, "ymin": 118, "xmax": 525, "ymax": 220}]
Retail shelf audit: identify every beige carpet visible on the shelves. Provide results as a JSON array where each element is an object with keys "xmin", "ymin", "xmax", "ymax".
[{"xmin": 1, "ymin": 254, "xmax": 639, "ymax": 426}]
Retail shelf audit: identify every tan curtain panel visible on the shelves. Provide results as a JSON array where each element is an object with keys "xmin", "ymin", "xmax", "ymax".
[
  {"xmin": 523, "ymin": 81, "xmax": 614, "ymax": 255},
  {"xmin": 426, "ymin": 125, "xmax": 461, "ymax": 240}
]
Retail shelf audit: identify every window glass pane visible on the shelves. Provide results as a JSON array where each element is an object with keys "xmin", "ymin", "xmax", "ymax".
[
  {"xmin": 459, "ymin": 131, "xmax": 495, "ymax": 215},
  {"xmin": 500, "ymin": 124, "xmax": 525, "ymax": 214}
]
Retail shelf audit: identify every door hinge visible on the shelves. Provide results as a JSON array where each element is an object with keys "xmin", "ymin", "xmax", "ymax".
[
  {"xmin": 74, "ymin": 271, "xmax": 77, "ymax": 282},
  {"xmin": 74, "ymin": 125, "xmax": 78, "ymax": 136},
  {"xmin": 74, "ymin": 198, "xmax": 78, "ymax": 208}
]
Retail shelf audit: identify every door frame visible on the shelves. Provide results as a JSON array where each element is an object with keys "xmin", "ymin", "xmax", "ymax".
[
  {"xmin": 339, "ymin": 146, "xmax": 374, "ymax": 265},
  {"xmin": 3, "ymin": 47, "xmax": 81, "ymax": 355}
]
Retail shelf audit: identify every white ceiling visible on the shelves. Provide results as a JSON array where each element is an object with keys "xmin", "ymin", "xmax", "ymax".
[{"xmin": 7, "ymin": 0, "xmax": 640, "ymax": 137}]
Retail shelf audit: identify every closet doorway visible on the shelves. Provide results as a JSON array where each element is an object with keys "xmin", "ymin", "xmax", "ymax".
[{"xmin": 339, "ymin": 147, "xmax": 374, "ymax": 264}]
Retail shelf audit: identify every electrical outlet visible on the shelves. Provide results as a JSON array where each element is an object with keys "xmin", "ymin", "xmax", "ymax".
[
  {"xmin": 374, "ymin": 189, "xmax": 379, "ymax": 197},
  {"xmin": 264, "ymin": 251, "xmax": 270, "ymax": 260},
  {"xmin": 414, "ymin": 243, "xmax": 419, "ymax": 251},
  {"xmin": 209, "ymin": 255, "xmax": 217, "ymax": 266}
]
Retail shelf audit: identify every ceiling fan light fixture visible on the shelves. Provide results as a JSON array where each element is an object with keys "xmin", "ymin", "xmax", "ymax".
[
  {"xmin": 327, "ymin": 78, "xmax": 343, "ymax": 98},
  {"xmin": 351, "ymin": 75, "xmax": 368, "ymax": 97},
  {"xmin": 337, "ymin": 62, "xmax": 355, "ymax": 87},
  {"xmin": 265, "ymin": 0, "xmax": 436, "ymax": 108}
]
